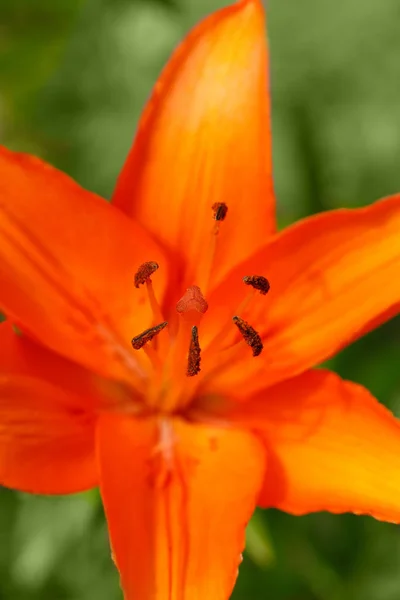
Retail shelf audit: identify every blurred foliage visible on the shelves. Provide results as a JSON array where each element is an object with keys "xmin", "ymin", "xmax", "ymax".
[{"xmin": 1, "ymin": 0, "xmax": 400, "ymax": 598}]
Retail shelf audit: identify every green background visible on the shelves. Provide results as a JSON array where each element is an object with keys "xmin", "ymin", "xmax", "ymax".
[{"xmin": 1, "ymin": 0, "xmax": 400, "ymax": 598}]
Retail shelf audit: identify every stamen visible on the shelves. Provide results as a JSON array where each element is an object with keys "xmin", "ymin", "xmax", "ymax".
[
  {"xmin": 176, "ymin": 285, "xmax": 208, "ymax": 317},
  {"xmin": 203, "ymin": 275, "xmax": 269, "ymax": 358},
  {"xmin": 146, "ymin": 279, "xmax": 165, "ymax": 326},
  {"xmin": 232, "ymin": 316, "xmax": 263, "ymax": 357},
  {"xmin": 212, "ymin": 202, "xmax": 228, "ymax": 222},
  {"xmin": 134, "ymin": 261, "xmax": 159, "ymax": 288},
  {"xmin": 187, "ymin": 326, "xmax": 201, "ymax": 377},
  {"xmin": 134, "ymin": 261, "xmax": 165, "ymax": 343},
  {"xmin": 131, "ymin": 321, "xmax": 168, "ymax": 350},
  {"xmin": 243, "ymin": 275, "xmax": 270, "ymax": 295},
  {"xmin": 197, "ymin": 204, "xmax": 229, "ymax": 294}
]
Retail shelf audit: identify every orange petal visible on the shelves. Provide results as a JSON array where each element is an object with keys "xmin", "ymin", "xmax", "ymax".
[
  {"xmin": 96, "ymin": 414, "xmax": 265, "ymax": 599},
  {"xmin": 0, "ymin": 322, "xmax": 98, "ymax": 493},
  {"xmin": 226, "ymin": 369, "xmax": 400, "ymax": 522},
  {"xmin": 206, "ymin": 195, "xmax": 400, "ymax": 395},
  {"xmin": 112, "ymin": 0, "xmax": 275, "ymax": 289},
  {"xmin": 0, "ymin": 146, "xmax": 167, "ymax": 386}
]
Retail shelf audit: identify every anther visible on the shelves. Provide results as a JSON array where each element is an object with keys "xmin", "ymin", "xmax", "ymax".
[
  {"xmin": 243, "ymin": 275, "xmax": 270, "ymax": 295},
  {"xmin": 212, "ymin": 202, "xmax": 228, "ymax": 222},
  {"xmin": 187, "ymin": 326, "xmax": 201, "ymax": 377},
  {"xmin": 131, "ymin": 321, "xmax": 168, "ymax": 350},
  {"xmin": 134, "ymin": 261, "xmax": 159, "ymax": 288},
  {"xmin": 232, "ymin": 316, "xmax": 263, "ymax": 357},
  {"xmin": 176, "ymin": 285, "xmax": 208, "ymax": 315}
]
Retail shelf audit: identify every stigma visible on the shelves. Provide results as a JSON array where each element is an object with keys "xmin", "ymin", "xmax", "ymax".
[{"xmin": 176, "ymin": 285, "xmax": 208, "ymax": 316}]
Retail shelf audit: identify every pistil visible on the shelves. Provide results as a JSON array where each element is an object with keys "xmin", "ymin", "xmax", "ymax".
[
  {"xmin": 159, "ymin": 286, "xmax": 207, "ymax": 412},
  {"xmin": 173, "ymin": 286, "xmax": 207, "ymax": 377}
]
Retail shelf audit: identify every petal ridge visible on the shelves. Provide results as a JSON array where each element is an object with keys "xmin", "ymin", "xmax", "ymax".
[
  {"xmin": 112, "ymin": 0, "xmax": 275, "ymax": 287},
  {"xmin": 97, "ymin": 414, "xmax": 265, "ymax": 599}
]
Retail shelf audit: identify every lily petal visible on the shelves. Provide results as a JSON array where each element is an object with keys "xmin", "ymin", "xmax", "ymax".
[
  {"xmin": 96, "ymin": 414, "xmax": 265, "ymax": 599},
  {"xmin": 112, "ymin": 0, "xmax": 275, "ymax": 288},
  {"xmin": 226, "ymin": 369, "xmax": 400, "ymax": 522},
  {"xmin": 0, "ymin": 146, "xmax": 167, "ymax": 386},
  {"xmin": 206, "ymin": 195, "xmax": 400, "ymax": 395},
  {"xmin": 0, "ymin": 322, "xmax": 98, "ymax": 494}
]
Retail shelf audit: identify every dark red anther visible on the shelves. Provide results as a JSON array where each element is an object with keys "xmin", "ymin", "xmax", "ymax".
[
  {"xmin": 211, "ymin": 202, "xmax": 228, "ymax": 222},
  {"xmin": 131, "ymin": 321, "xmax": 168, "ymax": 350},
  {"xmin": 232, "ymin": 316, "xmax": 263, "ymax": 357},
  {"xmin": 243, "ymin": 275, "xmax": 270, "ymax": 295},
  {"xmin": 187, "ymin": 326, "xmax": 201, "ymax": 377},
  {"xmin": 134, "ymin": 261, "xmax": 159, "ymax": 288}
]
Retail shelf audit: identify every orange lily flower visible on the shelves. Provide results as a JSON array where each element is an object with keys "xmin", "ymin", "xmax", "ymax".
[{"xmin": 1, "ymin": 0, "xmax": 400, "ymax": 598}]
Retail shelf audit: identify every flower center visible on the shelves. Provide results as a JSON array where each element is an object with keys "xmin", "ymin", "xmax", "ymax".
[{"xmin": 130, "ymin": 204, "xmax": 270, "ymax": 414}]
